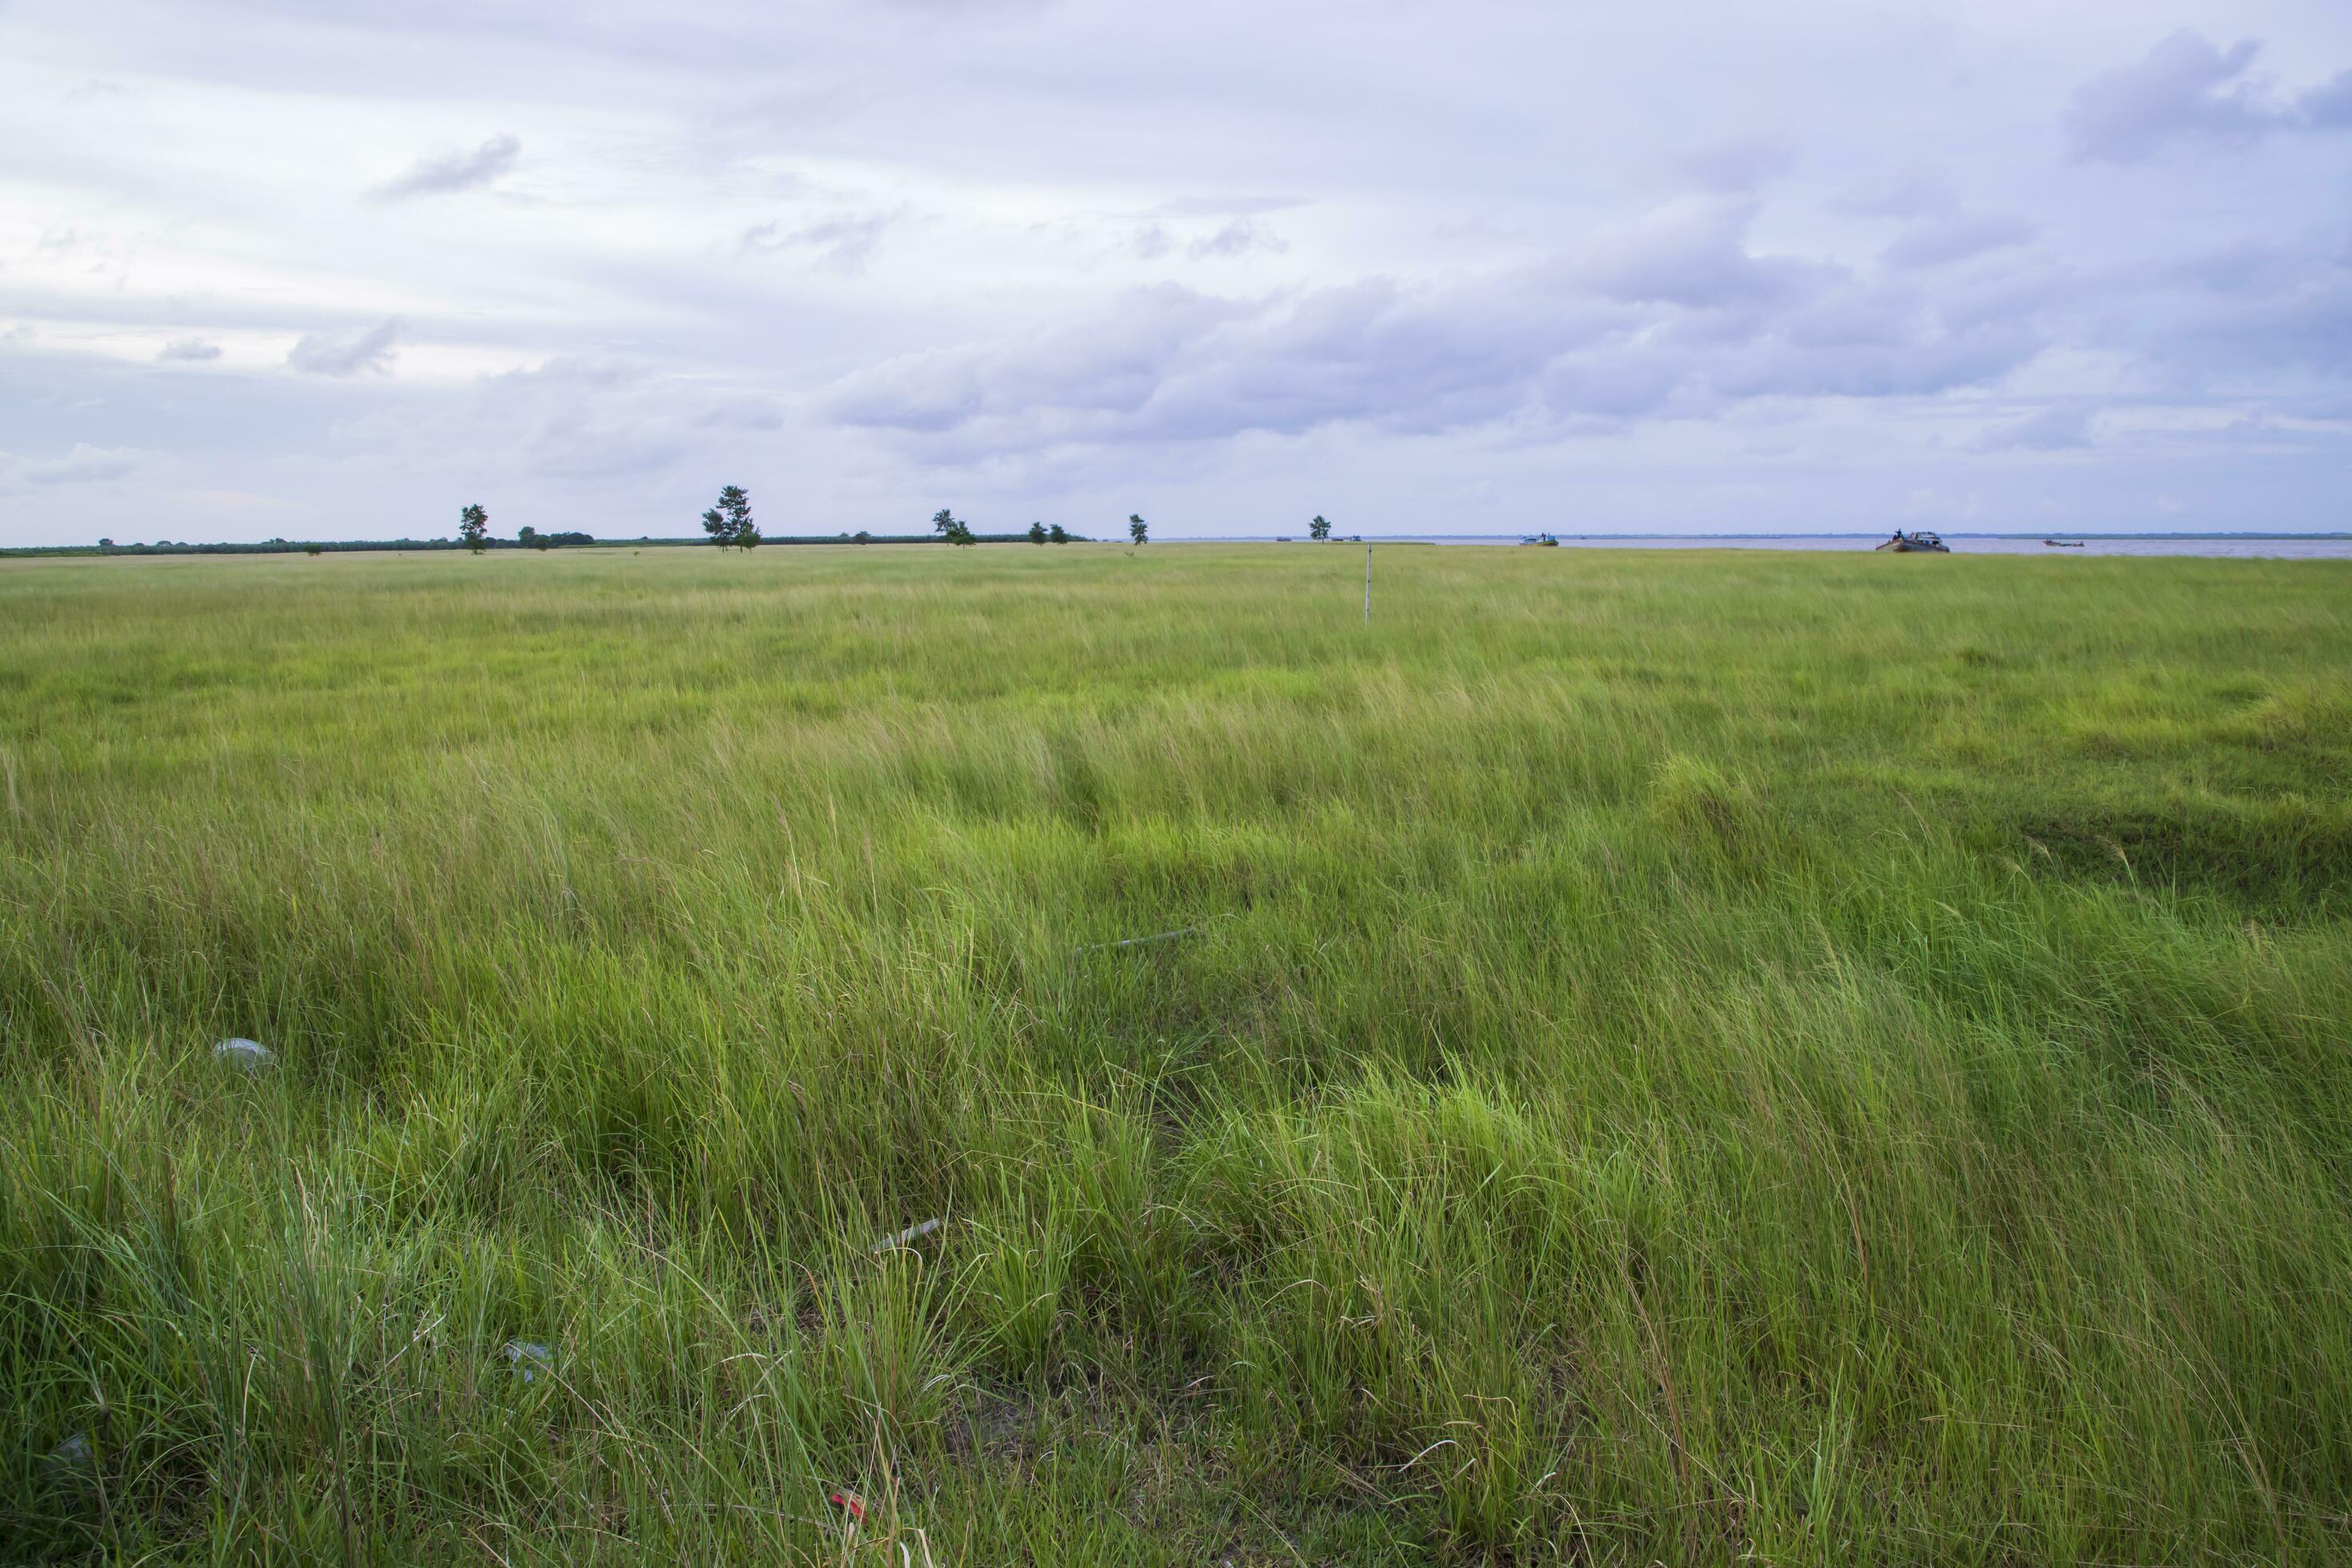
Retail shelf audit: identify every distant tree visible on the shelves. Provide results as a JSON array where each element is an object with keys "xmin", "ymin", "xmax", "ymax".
[
  {"xmin": 303, "ymin": 542, "xmax": 323, "ymax": 556},
  {"xmin": 703, "ymin": 486, "xmax": 758, "ymax": 550},
  {"xmin": 1047, "ymin": 523, "xmax": 1069, "ymax": 545},
  {"xmin": 1027, "ymin": 521, "xmax": 1047, "ymax": 545},
  {"xmin": 459, "ymin": 503, "xmax": 490, "ymax": 554},
  {"xmin": 932, "ymin": 507, "xmax": 974, "ymax": 546},
  {"xmin": 1309, "ymin": 514, "xmax": 1331, "ymax": 541},
  {"xmin": 98, "ymin": 537, "xmax": 113, "ymax": 549},
  {"xmin": 854, "ymin": 530, "xmax": 871, "ymax": 545},
  {"xmin": 730, "ymin": 492, "xmax": 760, "ymax": 550},
  {"xmin": 1128, "ymin": 514, "xmax": 1148, "ymax": 545}
]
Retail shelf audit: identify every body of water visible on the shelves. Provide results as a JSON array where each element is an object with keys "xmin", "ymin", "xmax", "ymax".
[{"xmin": 1230, "ymin": 534, "xmax": 2352, "ymax": 559}]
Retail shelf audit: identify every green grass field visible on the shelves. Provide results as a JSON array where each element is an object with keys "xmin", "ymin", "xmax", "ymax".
[{"xmin": 3, "ymin": 544, "xmax": 2349, "ymax": 1564}]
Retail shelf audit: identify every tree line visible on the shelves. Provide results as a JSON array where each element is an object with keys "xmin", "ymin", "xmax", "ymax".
[{"xmin": 53, "ymin": 495, "xmax": 1360, "ymax": 558}]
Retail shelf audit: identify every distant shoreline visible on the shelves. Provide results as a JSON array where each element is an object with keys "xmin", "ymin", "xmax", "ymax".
[
  {"xmin": 5, "ymin": 530, "xmax": 2347, "ymax": 559},
  {"xmin": 1222, "ymin": 532, "xmax": 2352, "ymax": 542}
]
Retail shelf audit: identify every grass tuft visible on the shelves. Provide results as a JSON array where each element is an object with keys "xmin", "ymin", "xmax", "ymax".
[{"xmin": 2, "ymin": 544, "xmax": 2349, "ymax": 1562}]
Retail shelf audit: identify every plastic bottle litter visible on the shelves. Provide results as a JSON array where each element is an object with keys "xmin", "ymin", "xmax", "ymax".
[
  {"xmin": 870, "ymin": 1218, "xmax": 943, "ymax": 1254},
  {"xmin": 212, "ymin": 1038, "xmax": 274, "ymax": 1070},
  {"xmin": 827, "ymin": 1488, "xmax": 867, "ymax": 1525},
  {"xmin": 46, "ymin": 1432, "xmax": 93, "ymax": 1471},
  {"xmin": 504, "ymin": 1340, "xmax": 554, "ymax": 1382}
]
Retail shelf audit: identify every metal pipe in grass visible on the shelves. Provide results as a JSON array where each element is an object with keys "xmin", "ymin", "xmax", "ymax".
[{"xmin": 1072, "ymin": 926, "xmax": 1206, "ymax": 956}]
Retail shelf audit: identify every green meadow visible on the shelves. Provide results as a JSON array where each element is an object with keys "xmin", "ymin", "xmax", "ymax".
[{"xmin": 2, "ymin": 543, "xmax": 2349, "ymax": 1564}]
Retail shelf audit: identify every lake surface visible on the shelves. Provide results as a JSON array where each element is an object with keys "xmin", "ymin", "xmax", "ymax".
[{"xmin": 1241, "ymin": 535, "xmax": 2352, "ymax": 559}]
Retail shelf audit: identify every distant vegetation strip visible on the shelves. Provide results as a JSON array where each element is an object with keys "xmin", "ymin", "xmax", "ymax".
[{"xmin": 0, "ymin": 533, "xmax": 1073, "ymax": 558}]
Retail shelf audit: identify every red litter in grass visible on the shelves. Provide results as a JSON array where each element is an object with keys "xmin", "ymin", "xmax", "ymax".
[{"xmin": 827, "ymin": 1489, "xmax": 867, "ymax": 1524}]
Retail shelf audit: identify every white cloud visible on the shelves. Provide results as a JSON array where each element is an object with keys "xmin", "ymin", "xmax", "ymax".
[
  {"xmin": 738, "ymin": 210, "xmax": 901, "ymax": 274},
  {"xmin": 2305, "ymin": 70, "xmax": 2352, "ymax": 129},
  {"xmin": 1979, "ymin": 405, "xmax": 2094, "ymax": 452},
  {"xmin": 22, "ymin": 443, "xmax": 144, "ymax": 485},
  {"xmin": 1882, "ymin": 213, "xmax": 2036, "ymax": 270},
  {"xmin": 825, "ymin": 202, "xmax": 2051, "ymax": 450},
  {"xmin": 336, "ymin": 355, "xmax": 785, "ymax": 485},
  {"xmin": 2066, "ymin": 31, "xmax": 2352, "ymax": 162},
  {"xmin": 286, "ymin": 320, "xmax": 403, "ymax": 378},
  {"xmin": 369, "ymin": 134, "xmax": 522, "ymax": 201},
  {"xmin": 1571, "ymin": 200, "xmax": 1829, "ymax": 310},
  {"xmin": 1, "ymin": 2, "xmax": 2348, "ymax": 544},
  {"xmin": 1188, "ymin": 219, "xmax": 1287, "ymax": 261},
  {"xmin": 1677, "ymin": 138, "xmax": 1794, "ymax": 194}
]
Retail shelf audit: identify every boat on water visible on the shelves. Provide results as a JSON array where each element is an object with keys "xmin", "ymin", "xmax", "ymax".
[
  {"xmin": 1876, "ymin": 530, "xmax": 1949, "ymax": 554},
  {"xmin": 1522, "ymin": 533, "xmax": 1561, "ymax": 546},
  {"xmin": 2043, "ymin": 538, "xmax": 2085, "ymax": 548}
]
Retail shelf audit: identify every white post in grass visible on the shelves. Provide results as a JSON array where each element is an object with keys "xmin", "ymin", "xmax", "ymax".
[{"xmin": 1364, "ymin": 541, "xmax": 1372, "ymax": 626}]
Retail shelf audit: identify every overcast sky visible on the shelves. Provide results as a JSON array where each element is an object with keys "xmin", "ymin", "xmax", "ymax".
[{"xmin": 2, "ymin": 0, "xmax": 2348, "ymax": 544}]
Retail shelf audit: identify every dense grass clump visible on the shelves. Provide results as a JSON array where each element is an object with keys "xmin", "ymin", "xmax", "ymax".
[{"xmin": 2, "ymin": 544, "xmax": 2349, "ymax": 1563}]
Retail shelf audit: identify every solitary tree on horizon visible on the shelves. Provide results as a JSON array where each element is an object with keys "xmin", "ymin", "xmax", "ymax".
[
  {"xmin": 1027, "ymin": 522, "xmax": 1047, "ymax": 545},
  {"xmin": 1128, "ymin": 514, "xmax": 1148, "ymax": 545},
  {"xmin": 1309, "ymin": 514, "xmax": 1331, "ymax": 541},
  {"xmin": 932, "ymin": 507, "xmax": 975, "ymax": 546},
  {"xmin": 703, "ymin": 486, "xmax": 759, "ymax": 550},
  {"xmin": 459, "ymin": 503, "xmax": 490, "ymax": 554},
  {"xmin": 1047, "ymin": 523, "xmax": 1069, "ymax": 544}
]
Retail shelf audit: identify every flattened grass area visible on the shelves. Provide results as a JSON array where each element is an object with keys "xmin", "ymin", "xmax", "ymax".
[{"xmin": 2, "ymin": 544, "xmax": 2349, "ymax": 1564}]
